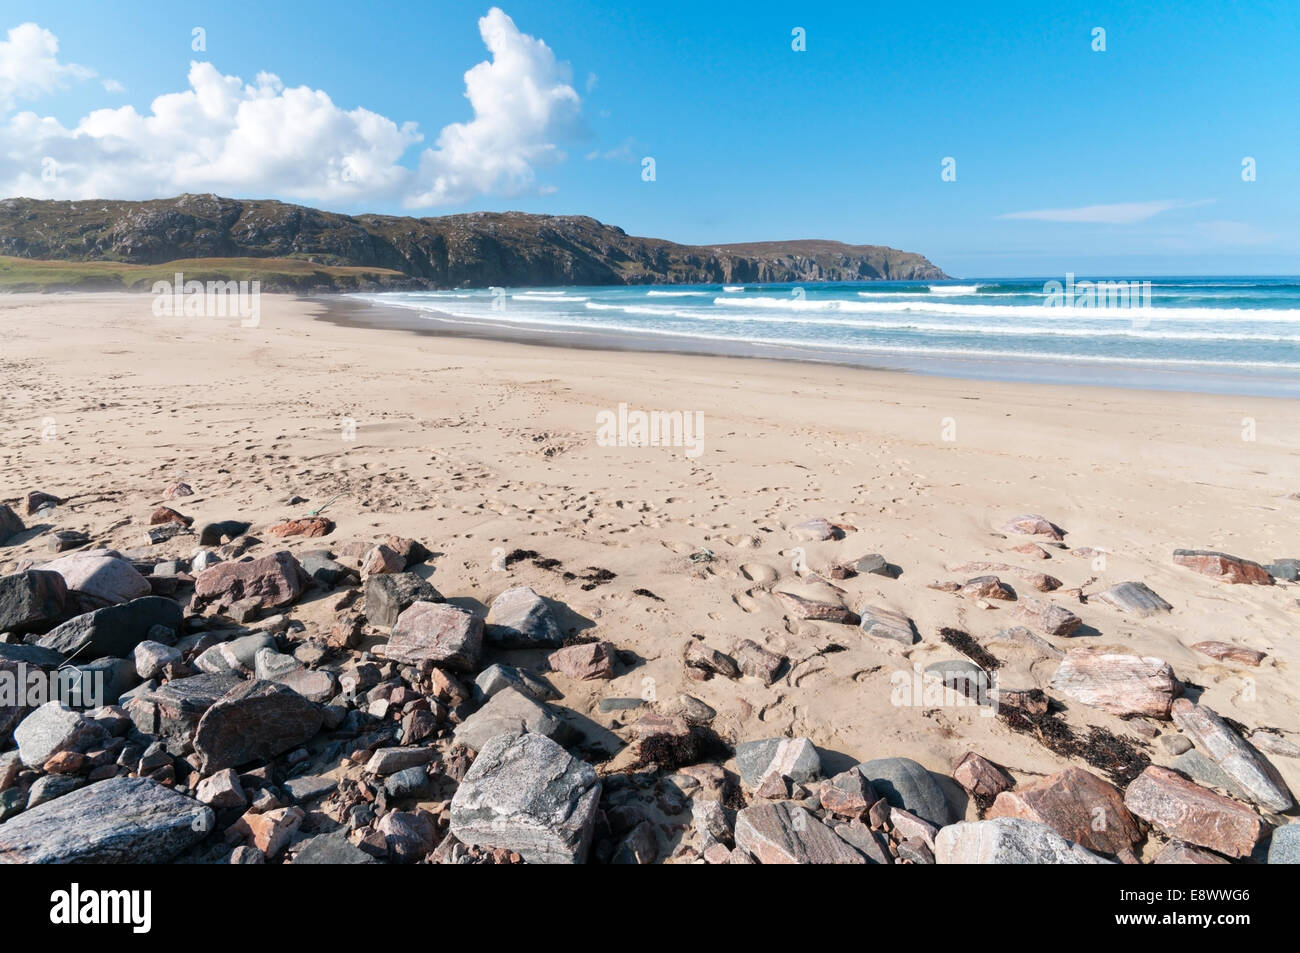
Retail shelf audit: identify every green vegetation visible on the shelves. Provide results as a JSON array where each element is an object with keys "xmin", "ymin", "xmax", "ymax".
[{"xmin": 0, "ymin": 256, "xmax": 408, "ymax": 293}]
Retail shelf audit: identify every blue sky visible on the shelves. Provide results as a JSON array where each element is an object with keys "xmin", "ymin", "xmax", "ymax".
[{"xmin": 2, "ymin": 0, "xmax": 1297, "ymax": 276}]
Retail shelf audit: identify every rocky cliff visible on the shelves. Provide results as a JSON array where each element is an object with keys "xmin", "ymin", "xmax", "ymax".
[{"xmin": 0, "ymin": 194, "xmax": 947, "ymax": 289}]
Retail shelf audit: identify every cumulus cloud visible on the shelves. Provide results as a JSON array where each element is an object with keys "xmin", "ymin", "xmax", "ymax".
[
  {"xmin": 0, "ymin": 22, "xmax": 93, "ymax": 111},
  {"xmin": 0, "ymin": 8, "xmax": 580, "ymax": 208},
  {"xmin": 1001, "ymin": 199, "xmax": 1212, "ymax": 225}
]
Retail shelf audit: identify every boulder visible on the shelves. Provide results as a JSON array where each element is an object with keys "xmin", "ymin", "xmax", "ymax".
[
  {"xmin": 364, "ymin": 571, "xmax": 443, "ymax": 628},
  {"xmin": 548, "ymin": 641, "xmax": 616, "ymax": 680},
  {"xmin": 0, "ymin": 570, "xmax": 70, "ymax": 634},
  {"xmin": 379, "ymin": 602, "xmax": 483, "ymax": 672},
  {"xmin": 127, "ymin": 672, "xmax": 242, "ymax": 738},
  {"xmin": 1191, "ymin": 641, "xmax": 1265, "ymax": 667},
  {"xmin": 1123, "ymin": 766, "xmax": 1264, "ymax": 859},
  {"xmin": 43, "ymin": 550, "xmax": 151, "ymax": 608},
  {"xmin": 1173, "ymin": 549, "xmax": 1272, "ymax": 585},
  {"xmin": 1170, "ymin": 698, "xmax": 1293, "ymax": 812},
  {"xmin": 472, "ymin": 663, "xmax": 559, "ymax": 703},
  {"xmin": 0, "ymin": 776, "xmax": 212, "ymax": 863},
  {"xmin": 857, "ymin": 757, "xmax": 954, "ymax": 826},
  {"xmin": 292, "ymin": 832, "xmax": 375, "ymax": 864},
  {"xmin": 269, "ymin": 517, "xmax": 334, "ymax": 538},
  {"xmin": 452, "ymin": 687, "xmax": 571, "ymax": 753},
  {"xmin": 14, "ymin": 702, "xmax": 104, "ymax": 767},
  {"xmin": 194, "ymin": 632, "xmax": 276, "ymax": 677},
  {"xmin": 1094, "ymin": 581, "xmax": 1172, "ymax": 616},
  {"xmin": 987, "ymin": 766, "xmax": 1141, "ymax": 855},
  {"xmin": 485, "ymin": 586, "xmax": 562, "ymax": 648},
  {"xmin": 952, "ymin": 752, "xmax": 1014, "ymax": 801},
  {"xmin": 193, "ymin": 680, "xmax": 324, "ymax": 772},
  {"xmin": 935, "ymin": 818, "xmax": 1109, "ymax": 864},
  {"xmin": 735, "ymin": 737, "xmax": 822, "ymax": 789},
  {"xmin": 1268, "ymin": 824, "xmax": 1300, "ymax": 864},
  {"xmin": 735, "ymin": 639, "xmax": 784, "ymax": 684},
  {"xmin": 1049, "ymin": 648, "xmax": 1179, "ymax": 719},
  {"xmin": 858, "ymin": 606, "xmax": 918, "ymax": 645},
  {"xmin": 449, "ymin": 732, "xmax": 601, "ymax": 864},
  {"xmin": 191, "ymin": 551, "xmax": 309, "ymax": 615},
  {"xmin": 0, "ymin": 504, "xmax": 25, "ymax": 544},
  {"xmin": 35, "ymin": 595, "xmax": 184, "ymax": 660},
  {"xmin": 734, "ymin": 802, "xmax": 865, "ymax": 864}
]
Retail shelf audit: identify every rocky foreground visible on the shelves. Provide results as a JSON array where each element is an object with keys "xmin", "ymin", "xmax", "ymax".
[{"xmin": 0, "ymin": 493, "xmax": 1296, "ymax": 865}]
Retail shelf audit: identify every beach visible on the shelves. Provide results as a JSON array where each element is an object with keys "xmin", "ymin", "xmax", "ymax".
[{"xmin": 2, "ymin": 291, "xmax": 1299, "ymax": 862}]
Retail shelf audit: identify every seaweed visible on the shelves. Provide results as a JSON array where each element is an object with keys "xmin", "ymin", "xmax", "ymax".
[
  {"xmin": 999, "ymin": 700, "xmax": 1150, "ymax": 786},
  {"xmin": 938, "ymin": 626, "xmax": 1001, "ymax": 671}
]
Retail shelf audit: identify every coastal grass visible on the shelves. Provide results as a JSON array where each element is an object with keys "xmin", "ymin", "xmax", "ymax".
[{"xmin": 0, "ymin": 255, "xmax": 407, "ymax": 292}]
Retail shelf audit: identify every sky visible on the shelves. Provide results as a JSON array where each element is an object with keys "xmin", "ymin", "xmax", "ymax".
[{"xmin": 1, "ymin": 0, "xmax": 1296, "ymax": 277}]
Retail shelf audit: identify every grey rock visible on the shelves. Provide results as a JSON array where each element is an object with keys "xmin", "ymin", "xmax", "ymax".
[
  {"xmin": 386, "ymin": 765, "xmax": 430, "ymax": 799},
  {"xmin": 0, "ymin": 570, "xmax": 70, "ymax": 635},
  {"xmin": 133, "ymin": 640, "xmax": 181, "ymax": 680},
  {"xmin": 1094, "ymin": 581, "xmax": 1173, "ymax": 616},
  {"xmin": 1171, "ymin": 698, "xmax": 1293, "ymax": 812},
  {"xmin": 735, "ymin": 737, "xmax": 822, "ymax": 789},
  {"xmin": 197, "ymin": 520, "xmax": 251, "ymax": 547},
  {"xmin": 70, "ymin": 657, "xmax": 138, "ymax": 708},
  {"xmin": 831, "ymin": 818, "xmax": 892, "ymax": 863},
  {"xmin": 485, "ymin": 586, "xmax": 562, "ymax": 648},
  {"xmin": 472, "ymin": 663, "xmax": 559, "ymax": 703},
  {"xmin": 858, "ymin": 605, "xmax": 918, "ymax": 645},
  {"xmin": 34, "ymin": 595, "xmax": 184, "ymax": 660},
  {"xmin": 0, "ymin": 643, "xmax": 66, "ymax": 666},
  {"xmin": 857, "ymin": 756, "xmax": 954, "ymax": 826},
  {"xmin": 0, "ymin": 504, "xmax": 25, "ymax": 545},
  {"xmin": 0, "ymin": 776, "xmax": 213, "ymax": 863},
  {"xmin": 41, "ymin": 549, "xmax": 151, "ymax": 608},
  {"xmin": 129, "ymin": 672, "xmax": 241, "ymax": 737},
  {"xmin": 26, "ymin": 773, "xmax": 85, "ymax": 808},
  {"xmin": 734, "ymin": 801, "xmax": 865, "ymax": 864},
  {"xmin": 449, "ymin": 732, "xmax": 601, "ymax": 864},
  {"xmin": 193, "ymin": 680, "xmax": 324, "ymax": 772},
  {"xmin": 194, "ymin": 632, "xmax": 276, "ymax": 676},
  {"xmin": 364, "ymin": 571, "xmax": 443, "ymax": 627},
  {"xmin": 1268, "ymin": 823, "xmax": 1300, "ymax": 864},
  {"xmin": 452, "ymin": 687, "xmax": 572, "ymax": 753},
  {"xmin": 300, "ymin": 550, "xmax": 358, "ymax": 589},
  {"xmin": 14, "ymin": 702, "xmax": 105, "ymax": 767},
  {"xmin": 935, "ymin": 817, "xmax": 1111, "ymax": 864},
  {"xmin": 282, "ymin": 774, "xmax": 337, "ymax": 804},
  {"xmin": 291, "ymin": 832, "xmax": 375, "ymax": 864},
  {"xmin": 379, "ymin": 602, "xmax": 483, "ymax": 672}
]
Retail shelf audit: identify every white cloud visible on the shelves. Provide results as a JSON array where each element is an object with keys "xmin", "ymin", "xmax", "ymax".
[
  {"xmin": 0, "ymin": 8, "xmax": 580, "ymax": 208},
  {"xmin": 1001, "ymin": 199, "xmax": 1211, "ymax": 224},
  {"xmin": 0, "ymin": 22, "xmax": 93, "ymax": 111},
  {"xmin": 100, "ymin": 78, "xmax": 124, "ymax": 94},
  {"xmin": 410, "ymin": 7, "xmax": 580, "ymax": 205}
]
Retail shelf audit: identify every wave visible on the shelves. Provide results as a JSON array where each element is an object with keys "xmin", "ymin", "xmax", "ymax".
[
  {"xmin": 712, "ymin": 296, "xmax": 1300, "ymax": 322},
  {"xmin": 645, "ymin": 290, "xmax": 710, "ymax": 297},
  {"xmin": 722, "ymin": 285, "xmax": 745, "ymax": 292}
]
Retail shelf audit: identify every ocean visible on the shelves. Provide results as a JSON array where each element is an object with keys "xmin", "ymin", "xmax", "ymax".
[{"xmin": 358, "ymin": 277, "xmax": 1300, "ymax": 397}]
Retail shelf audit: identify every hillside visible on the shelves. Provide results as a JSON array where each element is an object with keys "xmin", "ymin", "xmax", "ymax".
[{"xmin": 0, "ymin": 194, "xmax": 947, "ymax": 291}]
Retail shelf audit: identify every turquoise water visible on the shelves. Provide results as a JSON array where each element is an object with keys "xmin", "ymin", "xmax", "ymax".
[{"xmin": 359, "ymin": 277, "xmax": 1300, "ymax": 397}]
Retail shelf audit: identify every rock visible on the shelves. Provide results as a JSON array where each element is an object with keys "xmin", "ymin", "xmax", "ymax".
[
  {"xmin": 1049, "ymin": 648, "xmax": 1180, "ymax": 719},
  {"xmin": 633, "ymin": 713, "xmax": 697, "ymax": 766},
  {"xmin": 1012, "ymin": 598, "xmax": 1082, "ymax": 636},
  {"xmin": 364, "ymin": 571, "xmax": 443, "ymax": 628},
  {"xmin": 1170, "ymin": 698, "xmax": 1293, "ymax": 812},
  {"xmin": 26, "ymin": 774, "xmax": 84, "ymax": 808},
  {"xmin": 132, "ymin": 640, "xmax": 182, "ymax": 680},
  {"xmin": 386, "ymin": 765, "xmax": 430, "ymax": 799},
  {"xmin": 365, "ymin": 746, "xmax": 435, "ymax": 775},
  {"xmin": 193, "ymin": 680, "xmax": 324, "ymax": 772},
  {"xmin": 548, "ymin": 641, "xmax": 616, "ymax": 680},
  {"xmin": 449, "ymin": 732, "xmax": 601, "ymax": 864},
  {"xmin": 1250, "ymin": 732, "xmax": 1300, "ymax": 759},
  {"xmin": 1173, "ymin": 549, "xmax": 1272, "ymax": 585},
  {"xmin": 667, "ymin": 694, "xmax": 715, "ymax": 725},
  {"xmin": 299, "ymin": 550, "xmax": 356, "ymax": 589},
  {"xmin": 773, "ymin": 587, "xmax": 858, "ymax": 624},
  {"xmin": 857, "ymin": 757, "xmax": 954, "ymax": 826},
  {"xmin": 1154, "ymin": 841, "xmax": 1231, "ymax": 864},
  {"xmin": 163, "ymin": 482, "xmax": 194, "ymax": 499},
  {"xmin": 960, "ymin": 575, "xmax": 1016, "ymax": 600},
  {"xmin": 1191, "ymin": 641, "xmax": 1265, "ymax": 666},
  {"xmin": 237, "ymin": 805, "xmax": 305, "ymax": 857},
  {"xmin": 472, "ymin": 663, "xmax": 558, "ymax": 703},
  {"xmin": 191, "ymin": 551, "xmax": 309, "ymax": 615},
  {"xmin": 379, "ymin": 601, "xmax": 483, "ymax": 672},
  {"xmin": 0, "ymin": 504, "xmax": 25, "ymax": 544},
  {"xmin": 195, "ymin": 768, "xmax": 246, "ymax": 808},
  {"xmin": 383, "ymin": 536, "xmax": 431, "ymax": 569},
  {"xmin": 35, "ymin": 595, "xmax": 183, "ymax": 661},
  {"xmin": 149, "ymin": 506, "xmax": 191, "ymax": 526},
  {"xmin": 43, "ymin": 549, "xmax": 151, "ymax": 608},
  {"xmin": 858, "ymin": 605, "xmax": 918, "ymax": 645},
  {"xmin": 1268, "ymin": 824, "xmax": 1300, "ymax": 864},
  {"xmin": 194, "ymin": 633, "xmax": 276, "ymax": 677},
  {"xmin": 14, "ymin": 702, "xmax": 103, "ymax": 767},
  {"xmin": 952, "ymin": 752, "xmax": 1014, "ymax": 800},
  {"xmin": 820, "ymin": 768, "xmax": 878, "ymax": 817},
  {"xmin": 282, "ymin": 774, "xmax": 338, "ymax": 803},
  {"xmin": 734, "ymin": 802, "xmax": 865, "ymax": 864},
  {"xmin": 1094, "ymin": 581, "xmax": 1172, "ymax": 616},
  {"xmin": 735, "ymin": 737, "xmax": 822, "ymax": 789},
  {"xmin": 485, "ymin": 586, "xmax": 562, "ymax": 648},
  {"xmin": 1123, "ymin": 766, "xmax": 1264, "ymax": 859},
  {"xmin": 831, "ymin": 818, "xmax": 892, "ymax": 863},
  {"xmin": 197, "ymin": 520, "xmax": 251, "ymax": 546},
  {"xmin": 128, "ymin": 672, "xmax": 241, "ymax": 738},
  {"xmin": 26, "ymin": 491, "xmax": 62, "ymax": 515},
  {"xmin": 0, "ymin": 570, "xmax": 69, "ymax": 634},
  {"xmin": 987, "ymin": 624, "xmax": 1063, "ymax": 659},
  {"xmin": 453, "ymin": 687, "xmax": 571, "ymax": 753},
  {"xmin": 0, "ymin": 776, "xmax": 212, "ymax": 863},
  {"xmin": 291, "ymin": 832, "xmax": 375, "ymax": 864},
  {"xmin": 988, "ymin": 766, "xmax": 1141, "ymax": 855},
  {"xmin": 612, "ymin": 821, "xmax": 657, "ymax": 864},
  {"xmin": 734, "ymin": 639, "xmax": 784, "ymax": 684},
  {"xmin": 145, "ymin": 523, "xmax": 192, "ymax": 545},
  {"xmin": 850, "ymin": 554, "xmax": 894, "ymax": 577},
  {"xmin": 1002, "ymin": 515, "xmax": 1064, "ymax": 540},
  {"xmin": 269, "ymin": 517, "xmax": 334, "ymax": 538},
  {"xmin": 49, "ymin": 530, "xmax": 90, "ymax": 553},
  {"xmin": 935, "ymin": 818, "xmax": 1109, "ymax": 863},
  {"xmin": 361, "ymin": 543, "xmax": 405, "ymax": 576},
  {"xmin": 683, "ymin": 640, "xmax": 740, "ymax": 679},
  {"xmin": 791, "ymin": 517, "xmax": 841, "ymax": 541}
]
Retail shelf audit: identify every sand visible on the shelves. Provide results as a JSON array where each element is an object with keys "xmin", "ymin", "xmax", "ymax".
[{"xmin": 3, "ymin": 292, "xmax": 1298, "ymax": 835}]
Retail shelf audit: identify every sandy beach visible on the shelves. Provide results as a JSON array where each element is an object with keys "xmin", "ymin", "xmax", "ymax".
[{"xmin": 3, "ymin": 291, "xmax": 1299, "ymax": 862}]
